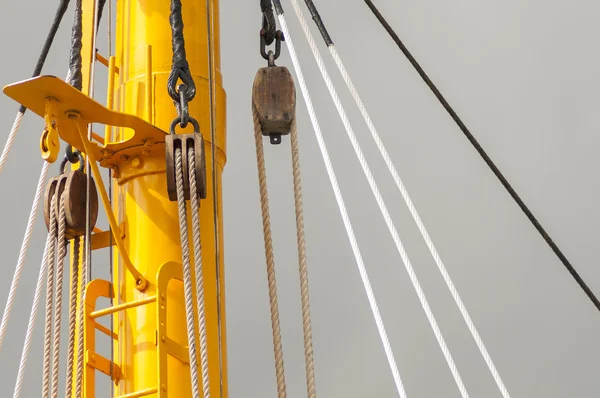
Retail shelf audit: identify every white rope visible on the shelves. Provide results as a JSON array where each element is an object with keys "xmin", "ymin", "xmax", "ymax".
[
  {"xmin": 276, "ymin": 13, "xmax": 408, "ymax": 398},
  {"xmin": 0, "ymin": 161, "xmax": 50, "ymax": 352},
  {"xmin": 0, "ymin": 112, "xmax": 24, "ymax": 176},
  {"xmin": 13, "ymin": 235, "xmax": 52, "ymax": 398},
  {"xmin": 286, "ymin": 3, "xmax": 470, "ymax": 396},
  {"xmin": 328, "ymin": 46, "xmax": 512, "ymax": 398}
]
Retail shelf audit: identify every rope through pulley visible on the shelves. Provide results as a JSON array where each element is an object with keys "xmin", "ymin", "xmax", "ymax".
[
  {"xmin": 40, "ymin": 161, "xmax": 98, "ymax": 398},
  {"xmin": 252, "ymin": 7, "xmax": 317, "ymax": 395},
  {"xmin": 166, "ymin": 1, "xmax": 211, "ymax": 396}
]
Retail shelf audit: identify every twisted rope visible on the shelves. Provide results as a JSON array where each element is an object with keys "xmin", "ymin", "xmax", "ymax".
[
  {"xmin": 253, "ymin": 105, "xmax": 287, "ymax": 398},
  {"xmin": 329, "ymin": 44, "xmax": 511, "ymax": 397},
  {"xmin": 74, "ymin": 237, "xmax": 86, "ymax": 398},
  {"xmin": 0, "ymin": 161, "xmax": 50, "ymax": 352},
  {"xmin": 175, "ymin": 146, "xmax": 201, "ymax": 398},
  {"xmin": 65, "ymin": 238, "xmax": 80, "ymax": 398},
  {"xmin": 51, "ymin": 193, "xmax": 67, "ymax": 398},
  {"xmin": 0, "ymin": 112, "xmax": 24, "ymax": 176},
  {"xmin": 287, "ymin": 3, "xmax": 470, "ymax": 395},
  {"xmin": 289, "ymin": 118, "xmax": 317, "ymax": 398},
  {"xmin": 42, "ymin": 194, "xmax": 58, "ymax": 398},
  {"xmin": 13, "ymin": 235, "xmax": 52, "ymax": 398},
  {"xmin": 188, "ymin": 145, "xmax": 211, "ymax": 397},
  {"xmin": 273, "ymin": 10, "xmax": 408, "ymax": 397}
]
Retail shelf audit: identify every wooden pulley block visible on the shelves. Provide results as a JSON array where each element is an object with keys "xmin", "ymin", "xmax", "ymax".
[
  {"xmin": 43, "ymin": 174, "xmax": 67, "ymax": 232},
  {"xmin": 43, "ymin": 170, "xmax": 99, "ymax": 240},
  {"xmin": 252, "ymin": 66, "xmax": 296, "ymax": 144},
  {"xmin": 166, "ymin": 132, "xmax": 207, "ymax": 202}
]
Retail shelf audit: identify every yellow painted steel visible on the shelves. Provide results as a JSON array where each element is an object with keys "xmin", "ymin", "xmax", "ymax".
[
  {"xmin": 2, "ymin": 0, "xmax": 228, "ymax": 395},
  {"xmin": 112, "ymin": 0, "xmax": 228, "ymax": 397}
]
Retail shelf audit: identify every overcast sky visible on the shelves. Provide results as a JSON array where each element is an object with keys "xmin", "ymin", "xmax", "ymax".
[{"xmin": 0, "ymin": 0, "xmax": 599, "ymax": 397}]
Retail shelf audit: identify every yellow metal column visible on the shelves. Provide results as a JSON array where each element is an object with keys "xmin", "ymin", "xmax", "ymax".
[{"xmin": 113, "ymin": 0, "xmax": 227, "ymax": 396}]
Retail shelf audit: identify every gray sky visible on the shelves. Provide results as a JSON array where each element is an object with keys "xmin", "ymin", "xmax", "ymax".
[{"xmin": 1, "ymin": 0, "xmax": 599, "ymax": 397}]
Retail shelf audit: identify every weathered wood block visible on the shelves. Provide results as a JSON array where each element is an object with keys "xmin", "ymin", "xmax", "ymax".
[{"xmin": 252, "ymin": 66, "xmax": 296, "ymax": 136}]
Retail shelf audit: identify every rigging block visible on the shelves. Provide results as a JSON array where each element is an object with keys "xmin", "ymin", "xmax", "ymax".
[{"xmin": 252, "ymin": 66, "xmax": 296, "ymax": 144}]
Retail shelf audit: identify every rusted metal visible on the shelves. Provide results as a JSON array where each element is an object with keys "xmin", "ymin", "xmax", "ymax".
[{"xmin": 166, "ymin": 132, "xmax": 206, "ymax": 201}]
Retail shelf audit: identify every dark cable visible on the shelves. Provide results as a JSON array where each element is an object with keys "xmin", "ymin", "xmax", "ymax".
[
  {"xmin": 167, "ymin": 0, "xmax": 196, "ymax": 102},
  {"xmin": 67, "ymin": 0, "xmax": 83, "ymax": 91},
  {"xmin": 261, "ymin": 0, "xmax": 277, "ymax": 45},
  {"xmin": 97, "ymin": 0, "xmax": 107, "ymax": 29},
  {"xmin": 271, "ymin": 0, "xmax": 284, "ymax": 16},
  {"xmin": 19, "ymin": 0, "xmax": 72, "ymax": 113},
  {"xmin": 361, "ymin": 0, "xmax": 600, "ymax": 311},
  {"xmin": 302, "ymin": 0, "xmax": 333, "ymax": 46}
]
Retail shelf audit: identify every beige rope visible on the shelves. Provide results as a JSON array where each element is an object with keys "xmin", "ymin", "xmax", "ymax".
[
  {"xmin": 65, "ymin": 237, "xmax": 80, "ymax": 398},
  {"xmin": 42, "ymin": 194, "xmax": 58, "ymax": 398},
  {"xmin": 252, "ymin": 105, "xmax": 287, "ymax": 398},
  {"xmin": 74, "ymin": 236, "xmax": 86, "ymax": 398},
  {"xmin": 289, "ymin": 118, "xmax": 317, "ymax": 398},
  {"xmin": 188, "ymin": 145, "xmax": 211, "ymax": 397},
  {"xmin": 175, "ymin": 146, "xmax": 202, "ymax": 398},
  {"xmin": 51, "ymin": 193, "xmax": 67, "ymax": 398}
]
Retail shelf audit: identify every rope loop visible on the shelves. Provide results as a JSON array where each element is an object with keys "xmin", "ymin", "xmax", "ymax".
[
  {"xmin": 261, "ymin": 0, "xmax": 277, "ymax": 45},
  {"xmin": 168, "ymin": 0, "xmax": 196, "ymax": 102}
]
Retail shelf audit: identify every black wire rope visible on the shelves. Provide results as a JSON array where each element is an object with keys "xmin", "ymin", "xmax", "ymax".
[
  {"xmin": 167, "ymin": 0, "xmax": 196, "ymax": 102},
  {"xmin": 261, "ymin": 0, "xmax": 277, "ymax": 45},
  {"xmin": 360, "ymin": 0, "xmax": 600, "ymax": 311},
  {"xmin": 19, "ymin": 0, "xmax": 72, "ymax": 113},
  {"xmin": 67, "ymin": 0, "xmax": 83, "ymax": 90}
]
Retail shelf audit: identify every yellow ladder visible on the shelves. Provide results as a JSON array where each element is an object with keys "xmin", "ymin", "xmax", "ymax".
[{"xmin": 83, "ymin": 261, "xmax": 189, "ymax": 398}]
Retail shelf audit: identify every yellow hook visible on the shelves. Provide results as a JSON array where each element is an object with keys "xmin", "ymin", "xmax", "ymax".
[{"xmin": 40, "ymin": 97, "xmax": 60, "ymax": 163}]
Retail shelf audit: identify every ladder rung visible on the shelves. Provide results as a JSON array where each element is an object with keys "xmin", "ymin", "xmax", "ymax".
[
  {"xmin": 114, "ymin": 387, "xmax": 159, "ymax": 398},
  {"xmin": 90, "ymin": 296, "xmax": 156, "ymax": 319},
  {"xmin": 95, "ymin": 51, "xmax": 120, "ymax": 74},
  {"xmin": 94, "ymin": 321, "xmax": 118, "ymax": 340}
]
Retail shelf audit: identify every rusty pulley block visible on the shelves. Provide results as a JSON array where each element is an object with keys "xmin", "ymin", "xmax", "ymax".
[
  {"xmin": 166, "ymin": 117, "xmax": 207, "ymax": 202},
  {"xmin": 253, "ymin": 30, "xmax": 296, "ymax": 145},
  {"xmin": 44, "ymin": 155, "xmax": 99, "ymax": 240}
]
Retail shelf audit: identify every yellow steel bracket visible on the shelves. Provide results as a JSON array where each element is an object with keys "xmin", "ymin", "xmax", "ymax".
[
  {"xmin": 3, "ymin": 75, "xmax": 167, "ymax": 168},
  {"xmin": 68, "ymin": 112, "xmax": 148, "ymax": 291},
  {"xmin": 41, "ymin": 97, "xmax": 60, "ymax": 163},
  {"xmin": 156, "ymin": 261, "xmax": 189, "ymax": 397}
]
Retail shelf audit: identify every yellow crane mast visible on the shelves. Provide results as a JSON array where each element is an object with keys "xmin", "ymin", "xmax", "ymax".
[{"xmin": 3, "ymin": 0, "xmax": 228, "ymax": 396}]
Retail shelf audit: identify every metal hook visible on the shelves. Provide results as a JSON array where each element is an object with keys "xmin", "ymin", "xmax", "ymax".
[{"xmin": 60, "ymin": 150, "xmax": 85, "ymax": 174}]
